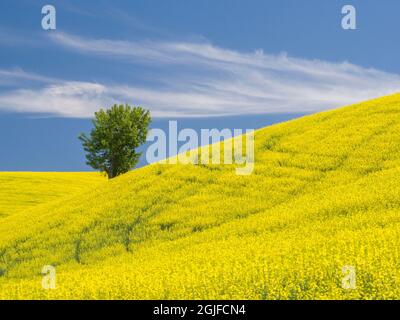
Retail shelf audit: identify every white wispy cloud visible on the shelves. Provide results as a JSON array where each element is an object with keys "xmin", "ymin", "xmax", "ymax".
[
  {"xmin": 0, "ymin": 32, "xmax": 399, "ymax": 117},
  {"xmin": 0, "ymin": 68, "xmax": 57, "ymax": 84},
  {"xmin": 0, "ymin": 81, "xmax": 113, "ymax": 117}
]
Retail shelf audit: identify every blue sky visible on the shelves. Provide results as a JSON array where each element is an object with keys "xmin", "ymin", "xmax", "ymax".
[{"xmin": 0, "ymin": 0, "xmax": 399, "ymax": 170}]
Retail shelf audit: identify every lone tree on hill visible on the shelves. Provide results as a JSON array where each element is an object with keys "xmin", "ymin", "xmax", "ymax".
[{"xmin": 79, "ymin": 104, "xmax": 151, "ymax": 179}]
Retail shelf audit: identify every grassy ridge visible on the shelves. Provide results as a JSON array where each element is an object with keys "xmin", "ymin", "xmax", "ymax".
[{"xmin": 1, "ymin": 94, "xmax": 400, "ymax": 299}]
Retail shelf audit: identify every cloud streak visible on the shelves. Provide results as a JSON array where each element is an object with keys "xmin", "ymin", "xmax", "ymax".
[{"xmin": 0, "ymin": 32, "xmax": 399, "ymax": 117}]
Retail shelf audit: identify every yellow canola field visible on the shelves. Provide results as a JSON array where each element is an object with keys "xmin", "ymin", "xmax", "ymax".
[
  {"xmin": 0, "ymin": 172, "xmax": 105, "ymax": 217},
  {"xmin": 1, "ymin": 94, "xmax": 400, "ymax": 299}
]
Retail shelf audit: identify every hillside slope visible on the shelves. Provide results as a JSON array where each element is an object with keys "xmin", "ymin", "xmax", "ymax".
[
  {"xmin": 0, "ymin": 172, "xmax": 105, "ymax": 217},
  {"xmin": 1, "ymin": 94, "xmax": 400, "ymax": 299}
]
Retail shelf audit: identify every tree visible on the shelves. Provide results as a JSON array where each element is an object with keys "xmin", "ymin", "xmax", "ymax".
[{"xmin": 79, "ymin": 104, "xmax": 151, "ymax": 179}]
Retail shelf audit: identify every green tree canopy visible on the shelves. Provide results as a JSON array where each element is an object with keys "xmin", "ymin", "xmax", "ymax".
[{"xmin": 79, "ymin": 104, "xmax": 151, "ymax": 179}]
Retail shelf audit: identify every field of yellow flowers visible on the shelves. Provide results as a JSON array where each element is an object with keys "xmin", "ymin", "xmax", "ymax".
[
  {"xmin": 1, "ymin": 94, "xmax": 400, "ymax": 299},
  {"xmin": 0, "ymin": 172, "xmax": 105, "ymax": 217}
]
